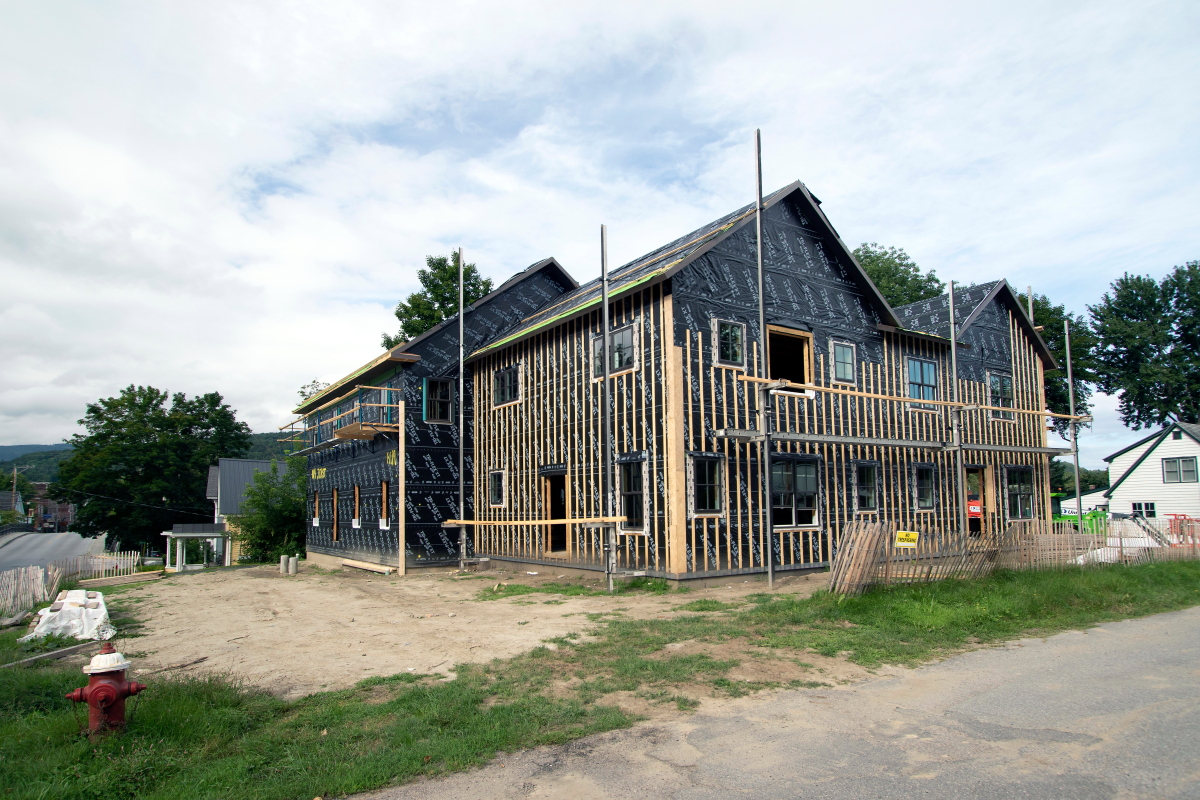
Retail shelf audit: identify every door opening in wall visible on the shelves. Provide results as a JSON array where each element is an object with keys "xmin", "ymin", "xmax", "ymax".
[
  {"xmin": 966, "ymin": 467, "xmax": 985, "ymax": 536},
  {"xmin": 546, "ymin": 474, "xmax": 567, "ymax": 552}
]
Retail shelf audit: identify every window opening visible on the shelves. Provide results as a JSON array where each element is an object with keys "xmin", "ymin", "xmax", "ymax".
[
  {"xmin": 768, "ymin": 329, "xmax": 809, "ymax": 384},
  {"xmin": 546, "ymin": 474, "xmax": 567, "ymax": 551},
  {"xmin": 716, "ymin": 321, "xmax": 745, "ymax": 366},
  {"xmin": 1006, "ymin": 467, "xmax": 1034, "ymax": 519},
  {"xmin": 692, "ymin": 457, "xmax": 722, "ymax": 514},
  {"xmin": 989, "ymin": 374, "xmax": 1015, "ymax": 420},
  {"xmin": 593, "ymin": 325, "xmax": 637, "ymax": 377},
  {"xmin": 1132, "ymin": 502, "xmax": 1157, "ymax": 518},
  {"xmin": 908, "ymin": 358, "xmax": 937, "ymax": 410},
  {"xmin": 771, "ymin": 460, "xmax": 818, "ymax": 526},
  {"xmin": 1163, "ymin": 457, "xmax": 1198, "ymax": 483},
  {"xmin": 494, "ymin": 366, "xmax": 520, "ymax": 405},
  {"xmin": 832, "ymin": 343, "xmax": 856, "ymax": 383},
  {"xmin": 489, "ymin": 471, "xmax": 506, "ymax": 506},
  {"xmin": 620, "ymin": 461, "xmax": 644, "ymax": 530},
  {"xmin": 915, "ymin": 466, "xmax": 935, "ymax": 510},
  {"xmin": 856, "ymin": 464, "xmax": 878, "ymax": 511},
  {"xmin": 424, "ymin": 379, "xmax": 452, "ymax": 422}
]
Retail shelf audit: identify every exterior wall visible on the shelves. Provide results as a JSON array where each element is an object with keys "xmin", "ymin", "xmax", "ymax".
[
  {"xmin": 1106, "ymin": 438, "xmax": 1158, "ymax": 489},
  {"xmin": 1108, "ymin": 434, "xmax": 1200, "ymax": 518},
  {"xmin": 471, "ymin": 284, "xmax": 674, "ymax": 572}
]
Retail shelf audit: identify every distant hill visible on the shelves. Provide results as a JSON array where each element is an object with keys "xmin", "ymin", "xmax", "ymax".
[
  {"xmin": 0, "ymin": 448, "xmax": 74, "ymax": 482},
  {"xmin": 245, "ymin": 431, "xmax": 294, "ymax": 462},
  {"xmin": 0, "ymin": 443, "xmax": 71, "ymax": 461}
]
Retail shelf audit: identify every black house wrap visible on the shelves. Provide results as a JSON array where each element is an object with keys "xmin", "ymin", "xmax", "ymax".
[{"xmin": 291, "ymin": 181, "xmax": 1063, "ymax": 576}]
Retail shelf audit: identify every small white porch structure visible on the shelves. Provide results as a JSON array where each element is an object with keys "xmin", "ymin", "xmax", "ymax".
[{"xmin": 162, "ymin": 523, "xmax": 232, "ymax": 572}]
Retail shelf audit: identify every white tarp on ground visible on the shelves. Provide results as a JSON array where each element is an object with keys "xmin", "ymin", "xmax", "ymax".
[
  {"xmin": 20, "ymin": 589, "xmax": 115, "ymax": 641},
  {"xmin": 1076, "ymin": 537, "xmax": 1163, "ymax": 564}
]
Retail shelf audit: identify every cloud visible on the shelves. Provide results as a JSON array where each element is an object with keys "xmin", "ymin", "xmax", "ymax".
[{"xmin": 0, "ymin": 0, "xmax": 1197, "ymax": 459}]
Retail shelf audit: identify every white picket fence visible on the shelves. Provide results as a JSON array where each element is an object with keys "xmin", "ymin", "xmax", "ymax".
[{"xmin": 0, "ymin": 552, "xmax": 140, "ymax": 618}]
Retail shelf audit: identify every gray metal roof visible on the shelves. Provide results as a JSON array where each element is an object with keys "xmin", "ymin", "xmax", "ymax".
[{"xmin": 216, "ymin": 458, "xmax": 277, "ymax": 516}]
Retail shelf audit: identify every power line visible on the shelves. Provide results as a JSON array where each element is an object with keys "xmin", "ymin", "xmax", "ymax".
[{"xmin": 52, "ymin": 487, "xmax": 212, "ymax": 518}]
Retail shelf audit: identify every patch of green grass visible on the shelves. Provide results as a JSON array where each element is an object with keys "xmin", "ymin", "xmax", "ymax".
[
  {"xmin": 477, "ymin": 582, "xmax": 606, "ymax": 601},
  {"xmin": 4, "ymin": 562, "xmax": 1200, "ymax": 800},
  {"xmin": 676, "ymin": 599, "xmax": 740, "ymax": 612}
]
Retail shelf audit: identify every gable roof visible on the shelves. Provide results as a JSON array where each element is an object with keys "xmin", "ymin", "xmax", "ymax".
[
  {"xmin": 469, "ymin": 181, "xmax": 902, "ymax": 360},
  {"xmin": 1103, "ymin": 421, "xmax": 1200, "ymax": 497},
  {"xmin": 893, "ymin": 279, "xmax": 1059, "ymax": 368},
  {"xmin": 294, "ymin": 257, "xmax": 578, "ymax": 414}
]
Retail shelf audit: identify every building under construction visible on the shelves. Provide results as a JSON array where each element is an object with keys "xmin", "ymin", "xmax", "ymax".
[{"xmin": 286, "ymin": 180, "xmax": 1068, "ymax": 579}]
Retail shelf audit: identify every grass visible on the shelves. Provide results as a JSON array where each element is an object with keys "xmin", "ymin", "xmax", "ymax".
[
  {"xmin": 3, "ymin": 561, "xmax": 1200, "ymax": 799},
  {"xmin": 477, "ymin": 576, "xmax": 685, "ymax": 601}
]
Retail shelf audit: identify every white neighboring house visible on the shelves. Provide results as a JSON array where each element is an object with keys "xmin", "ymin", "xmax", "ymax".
[
  {"xmin": 1103, "ymin": 421, "xmax": 1200, "ymax": 520},
  {"xmin": 1059, "ymin": 488, "xmax": 1109, "ymax": 517}
]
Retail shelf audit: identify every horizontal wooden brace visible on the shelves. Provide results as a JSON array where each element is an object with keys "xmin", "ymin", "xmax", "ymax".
[
  {"xmin": 771, "ymin": 431, "xmax": 948, "ymax": 450},
  {"xmin": 442, "ymin": 516, "xmax": 627, "ymax": 527},
  {"xmin": 955, "ymin": 443, "xmax": 1074, "ymax": 455}
]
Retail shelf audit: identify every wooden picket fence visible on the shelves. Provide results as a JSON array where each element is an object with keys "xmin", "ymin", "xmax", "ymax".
[
  {"xmin": 0, "ymin": 564, "xmax": 64, "ymax": 618},
  {"xmin": 829, "ymin": 518, "xmax": 1200, "ymax": 596},
  {"xmin": 49, "ymin": 552, "xmax": 141, "ymax": 583}
]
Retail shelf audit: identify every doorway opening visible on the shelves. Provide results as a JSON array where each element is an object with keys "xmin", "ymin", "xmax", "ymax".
[
  {"xmin": 966, "ymin": 467, "xmax": 986, "ymax": 536},
  {"xmin": 545, "ymin": 474, "xmax": 567, "ymax": 553}
]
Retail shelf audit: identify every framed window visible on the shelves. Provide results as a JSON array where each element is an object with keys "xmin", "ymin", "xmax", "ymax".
[
  {"xmin": 914, "ymin": 466, "xmax": 936, "ymax": 510},
  {"xmin": 489, "ymin": 471, "xmax": 506, "ymax": 506},
  {"xmin": 1163, "ymin": 457, "xmax": 1198, "ymax": 483},
  {"xmin": 907, "ymin": 358, "xmax": 938, "ymax": 410},
  {"xmin": 771, "ymin": 460, "xmax": 819, "ymax": 527},
  {"xmin": 691, "ymin": 456, "xmax": 723, "ymax": 515},
  {"xmin": 715, "ymin": 320, "xmax": 746, "ymax": 367},
  {"xmin": 856, "ymin": 464, "xmax": 878, "ymax": 511},
  {"xmin": 620, "ymin": 460, "xmax": 645, "ymax": 530},
  {"xmin": 494, "ymin": 366, "xmax": 520, "ymax": 406},
  {"xmin": 331, "ymin": 488, "xmax": 340, "ymax": 541},
  {"xmin": 1172, "ymin": 430, "xmax": 1183, "ymax": 440},
  {"xmin": 767, "ymin": 327, "xmax": 811, "ymax": 384},
  {"xmin": 1005, "ymin": 467, "xmax": 1034, "ymax": 519},
  {"xmin": 832, "ymin": 342, "xmax": 856, "ymax": 384},
  {"xmin": 1132, "ymin": 502, "xmax": 1157, "ymax": 518},
  {"xmin": 380, "ymin": 481, "xmax": 389, "ymax": 528},
  {"xmin": 989, "ymin": 374, "xmax": 1015, "ymax": 420},
  {"xmin": 593, "ymin": 325, "xmax": 638, "ymax": 377},
  {"xmin": 424, "ymin": 379, "xmax": 453, "ymax": 423}
]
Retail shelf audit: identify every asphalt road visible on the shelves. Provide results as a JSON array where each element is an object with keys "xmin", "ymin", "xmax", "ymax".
[
  {"xmin": 367, "ymin": 606, "xmax": 1200, "ymax": 800},
  {"xmin": 0, "ymin": 531, "xmax": 101, "ymax": 571}
]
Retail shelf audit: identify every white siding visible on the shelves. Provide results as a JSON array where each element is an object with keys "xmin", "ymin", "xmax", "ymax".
[{"xmin": 1108, "ymin": 433, "xmax": 1200, "ymax": 518}]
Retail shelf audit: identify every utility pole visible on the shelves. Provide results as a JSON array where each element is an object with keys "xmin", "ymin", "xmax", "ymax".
[
  {"xmin": 1065, "ymin": 320, "xmax": 1083, "ymax": 520},
  {"xmin": 458, "ymin": 247, "xmax": 466, "ymax": 571},
  {"xmin": 948, "ymin": 283, "xmax": 966, "ymax": 537},
  {"xmin": 755, "ymin": 129, "xmax": 774, "ymax": 590},
  {"xmin": 602, "ymin": 224, "xmax": 615, "ymax": 594},
  {"xmin": 10, "ymin": 465, "xmax": 31, "ymax": 523}
]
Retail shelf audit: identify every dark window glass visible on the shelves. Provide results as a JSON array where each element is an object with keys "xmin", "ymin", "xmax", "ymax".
[
  {"xmin": 856, "ymin": 464, "xmax": 878, "ymax": 511},
  {"xmin": 768, "ymin": 330, "xmax": 809, "ymax": 384},
  {"xmin": 494, "ymin": 366, "xmax": 520, "ymax": 405},
  {"xmin": 908, "ymin": 358, "xmax": 937, "ymax": 410},
  {"xmin": 1006, "ymin": 467, "xmax": 1034, "ymax": 519},
  {"xmin": 489, "ymin": 471, "xmax": 505, "ymax": 505},
  {"xmin": 915, "ymin": 467, "xmax": 935, "ymax": 509},
  {"xmin": 693, "ymin": 457, "xmax": 722, "ymax": 513},
  {"xmin": 593, "ymin": 326, "xmax": 637, "ymax": 376},
  {"xmin": 771, "ymin": 460, "xmax": 818, "ymax": 526},
  {"xmin": 620, "ymin": 461, "xmax": 644, "ymax": 529},
  {"xmin": 833, "ymin": 343, "xmax": 855, "ymax": 383},
  {"xmin": 717, "ymin": 321, "xmax": 744, "ymax": 365},
  {"xmin": 989, "ymin": 374, "xmax": 1015, "ymax": 420},
  {"xmin": 425, "ymin": 379, "xmax": 452, "ymax": 422},
  {"xmin": 1133, "ymin": 502, "xmax": 1157, "ymax": 518},
  {"xmin": 1172, "ymin": 430, "xmax": 1183, "ymax": 440}
]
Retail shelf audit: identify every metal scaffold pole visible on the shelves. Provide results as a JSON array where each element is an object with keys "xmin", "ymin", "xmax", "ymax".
[
  {"xmin": 1065, "ymin": 319, "xmax": 1083, "ymax": 521},
  {"xmin": 949, "ymin": 281, "xmax": 967, "ymax": 537},
  {"xmin": 602, "ymin": 225, "xmax": 615, "ymax": 594},
  {"xmin": 458, "ymin": 247, "xmax": 466, "ymax": 571},
  {"xmin": 756, "ymin": 129, "xmax": 774, "ymax": 590}
]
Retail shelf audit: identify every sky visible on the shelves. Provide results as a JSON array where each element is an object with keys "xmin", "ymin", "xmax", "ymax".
[{"xmin": 1, "ymin": 0, "xmax": 1197, "ymax": 469}]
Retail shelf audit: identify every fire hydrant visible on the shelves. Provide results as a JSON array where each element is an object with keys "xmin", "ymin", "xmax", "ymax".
[{"xmin": 66, "ymin": 642, "xmax": 147, "ymax": 733}]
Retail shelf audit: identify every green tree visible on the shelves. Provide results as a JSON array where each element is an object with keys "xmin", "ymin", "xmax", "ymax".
[
  {"xmin": 1027, "ymin": 294, "xmax": 1098, "ymax": 436},
  {"xmin": 1049, "ymin": 459, "xmax": 1109, "ymax": 497},
  {"xmin": 228, "ymin": 457, "xmax": 307, "ymax": 562},
  {"xmin": 52, "ymin": 386, "xmax": 251, "ymax": 550},
  {"xmin": 381, "ymin": 252, "xmax": 493, "ymax": 348},
  {"xmin": 852, "ymin": 243, "xmax": 945, "ymax": 307},
  {"xmin": 1089, "ymin": 261, "xmax": 1200, "ymax": 429}
]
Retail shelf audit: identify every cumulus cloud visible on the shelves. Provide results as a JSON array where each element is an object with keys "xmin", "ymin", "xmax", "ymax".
[{"xmin": 0, "ymin": 0, "xmax": 1197, "ymax": 468}]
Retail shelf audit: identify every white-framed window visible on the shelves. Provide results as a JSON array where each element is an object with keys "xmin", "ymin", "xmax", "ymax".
[
  {"xmin": 713, "ymin": 319, "xmax": 746, "ymax": 367},
  {"xmin": 1163, "ymin": 457, "xmax": 1198, "ymax": 483},
  {"xmin": 593, "ymin": 324, "xmax": 638, "ymax": 377},
  {"xmin": 770, "ymin": 459, "xmax": 819, "ymax": 527},
  {"xmin": 689, "ymin": 454, "xmax": 723, "ymax": 516},
  {"xmin": 488, "ymin": 470, "xmax": 507, "ymax": 506},
  {"xmin": 907, "ymin": 357, "xmax": 938, "ymax": 411},
  {"xmin": 424, "ymin": 378, "xmax": 453, "ymax": 423},
  {"xmin": 619, "ymin": 459, "xmax": 646, "ymax": 530},
  {"xmin": 855, "ymin": 463, "xmax": 879, "ymax": 512},
  {"xmin": 831, "ymin": 341, "xmax": 856, "ymax": 384},
  {"xmin": 1005, "ymin": 467, "xmax": 1034, "ymax": 519},
  {"xmin": 494, "ymin": 365, "xmax": 520, "ymax": 406},
  {"xmin": 989, "ymin": 373, "xmax": 1015, "ymax": 420},
  {"xmin": 1132, "ymin": 502, "xmax": 1157, "ymax": 518},
  {"xmin": 913, "ymin": 465, "xmax": 936, "ymax": 510}
]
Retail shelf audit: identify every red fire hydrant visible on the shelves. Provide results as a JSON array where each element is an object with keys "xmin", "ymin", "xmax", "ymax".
[{"xmin": 66, "ymin": 642, "xmax": 147, "ymax": 733}]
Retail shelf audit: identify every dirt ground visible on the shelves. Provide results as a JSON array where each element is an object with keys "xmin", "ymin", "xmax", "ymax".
[{"xmin": 94, "ymin": 563, "xmax": 866, "ymax": 702}]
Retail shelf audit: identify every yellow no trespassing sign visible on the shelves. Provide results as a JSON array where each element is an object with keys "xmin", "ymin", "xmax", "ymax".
[{"xmin": 894, "ymin": 530, "xmax": 920, "ymax": 549}]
